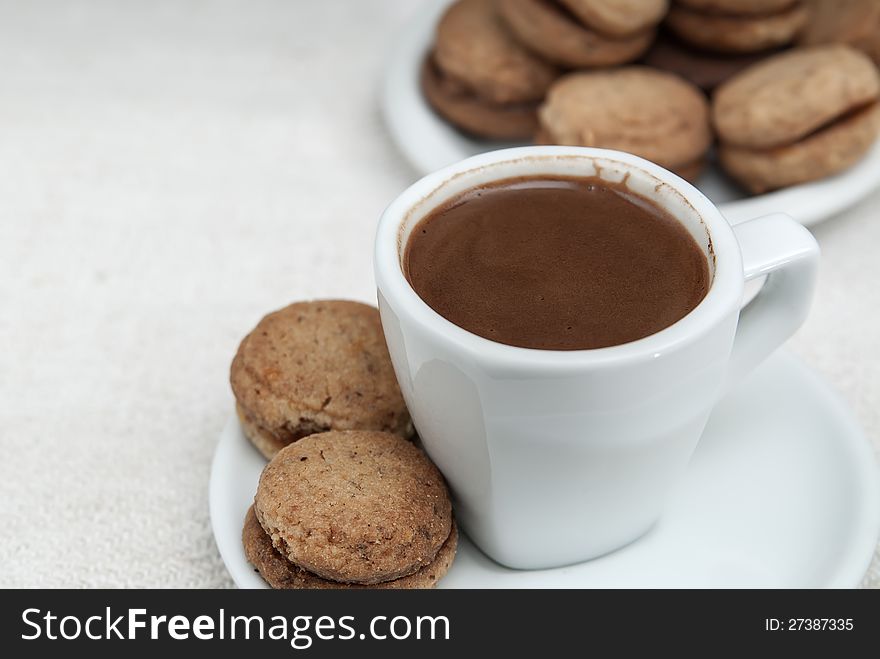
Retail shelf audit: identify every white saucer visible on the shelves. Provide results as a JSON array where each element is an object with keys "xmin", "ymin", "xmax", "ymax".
[
  {"xmin": 381, "ymin": 0, "xmax": 880, "ymax": 227},
  {"xmin": 210, "ymin": 350, "xmax": 879, "ymax": 588}
]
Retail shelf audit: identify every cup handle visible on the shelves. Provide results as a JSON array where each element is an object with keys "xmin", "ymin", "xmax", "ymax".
[{"xmin": 724, "ymin": 213, "xmax": 820, "ymax": 391}]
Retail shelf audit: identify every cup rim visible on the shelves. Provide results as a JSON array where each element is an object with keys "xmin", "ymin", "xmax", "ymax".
[{"xmin": 374, "ymin": 146, "xmax": 744, "ymax": 371}]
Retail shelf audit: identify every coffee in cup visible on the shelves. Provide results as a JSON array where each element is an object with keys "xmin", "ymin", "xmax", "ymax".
[
  {"xmin": 404, "ymin": 176, "xmax": 710, "ymax": 350},
  {"xmin": 375, "ymin": 147, "xmax": 818, "ymax": 569}
]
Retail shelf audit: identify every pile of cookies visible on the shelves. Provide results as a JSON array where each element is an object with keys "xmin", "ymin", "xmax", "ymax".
[
  {"xmin": 422, "ymin": 0, "xmax": 880, "ymax": 193},
  {"xmin": 713, "ymin": 46, "xmax": 880, "ymax": 192},
  {"xmin": 231, "ymin": 301, "xmax": 457, "ymax": 588},
  {"xmin": 665, "ymin": 0, "xmax": 808, "ymax": 54}
]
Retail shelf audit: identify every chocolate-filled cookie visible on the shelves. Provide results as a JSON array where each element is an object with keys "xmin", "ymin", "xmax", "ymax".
[
  {"xmin": 558, "ymin": 0, "xmax": 669, "ymax": 37},
  {"xmin": 243, "ymin": 506, "xmax": 458, "ymax": 589},
  {"xmin": 713, "ymin": 45, "xmax": 880, "ymax": 192},
  {"xmin": 254, "ymin": 431, "xmax": 453, "ymax": 585},
  {"xmin": 434, "ymin": 0, "xmax": 557, "ymax": 105},
  {"xmin": 666, "ymin": 2, "xmax": 808, "ymax": 54},
  {"xmin": 719, "ymin": 104, "xmax": 880, "ymax": 193},
  {"xmin": 497, "ymin": 0, "xmax": 655, "ymax": 68},
  {"xmin": 421, "ymin": 56, "xmax": 540, "ymax": 140}
]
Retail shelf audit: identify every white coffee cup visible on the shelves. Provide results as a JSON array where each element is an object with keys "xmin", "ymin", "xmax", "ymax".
[{"xmin": 374, "ymin": 146, "xmax": 819, "ymax": 570}]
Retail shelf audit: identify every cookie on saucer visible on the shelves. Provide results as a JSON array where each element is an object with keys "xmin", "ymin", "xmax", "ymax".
[
  {"xmin": 230, "ymin": 300, "xmax": 412, "ymax": 459},
  {"xmin": 254, "ymin": 431, "xmax": 454, "ymax": 585},
  {"xmin": 421, "ymin": 56, "xmax": 540, "ymax": 140},
  {"xmin": 243, "ymin": 506, "xmax": 458, "ymax": 589},
  {"xmin": 665, "ymin": 1, "xmax": 809, "ymax": 54},
  {"xmin": 434, "ymin": 0, "xmax": 557, "ymax": 106},
  {"xmin": 713, "ymin": 45, "xmax": 880, "ymax": 192},
  {"xmin": 426, "ymin": 0, "xmax": 557, "ymax": 138},
  {"xmin": 497, "ymin": 0, "xmax": 657, "ymax": 68},
  {"xmin": 537, "ymin": 67, "xmax": 712, "ymax": 180}
]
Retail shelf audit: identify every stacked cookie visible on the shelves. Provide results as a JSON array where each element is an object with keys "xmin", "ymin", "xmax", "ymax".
[
  {"xmin": 646, "ymin": 0, "xmax": 811, "ymax": 92},
  {"xmin": 419, "ymin": 0, "xmax": 880, "ymax": 194},
  {"xmin": 244, "ymin": 430, "xmax": 457, "ymax": 589},
  {"xmin": 713, "ymin": 45, "xmax": 880, "ymax": 192},
  {"xmin": 421, "ymin": 0, "xmax": 712, "ymax": 183},
  {"xmin": 231, "ymin": 299, "xmax": 458, "ymax": 588},
  {"xmin": 422, "ymin": 0, "xmax": 673, "ymax": 140},
  {"xmin": 230, "ymin": 300, "xmax": 412, "ymax": 459},
  {"xmin": 496, "ymin": 0, "xmax": 666, "ymax": 67},
  {"xmin": 666, "ymin": 0, "xmax": 808, "ymax": 54},
  {"xmin": 537, "ymin": 67, "xmax": 712, "ymax": 181},
  {"xmin": 423, "ymin": 0, "xmax": 558, "ymax": 139}
]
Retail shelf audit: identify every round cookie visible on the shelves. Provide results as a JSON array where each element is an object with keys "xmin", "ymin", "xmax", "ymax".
[
  {"xmin": 675, "ymin": 0, "xmax": 799, "ymax": 14},
  {"xmin": 558, "ymin": 0, "xmax": 669, "ymax": 37},
  {"xmin": 434, "ymin": 0, "xmax": 557, "ymax": 105},
  {"xmin": 497, "ymin": 0, "xmax": 655, "ymax": 68},
  {"xmin": 799, "ymin": 0, "xmax": 880, "ymax": 65},
  {"xmin": 230, "ymin": 301, "xmax": 412, "ymax": 460},
  {"xmin": 421, "ymin": 56, "xmax": 539, "ymax": 140},
  {"xmin": 712, "ymin": 46, "xmax": 880, "ymax": 149},
  {"xmin": 538, "ymin": 67, "xmax": 712, "ymax": 171},
  {"xmin": 719, "ymin": 102, "xmax": 880, "ymax": 193},
  {"xmin": 243, "ymin": 506, "xmax": 458, "ymax": 589},
  {"xmin": 666, "ymin": 2, "xmax": 808, "ymax": 54},
  {"xmin": 254, "ymin": 431, "xmax": 453, "ymax": 585}
]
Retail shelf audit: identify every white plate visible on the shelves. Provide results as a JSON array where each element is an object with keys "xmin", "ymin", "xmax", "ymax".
[
  {"xmin": 381, "ymin": 0, "xmax": 880, "ymax": 227},
  {"xmin": 210, "ymin": 350, "xmax": 880, "ymax": 588}
]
